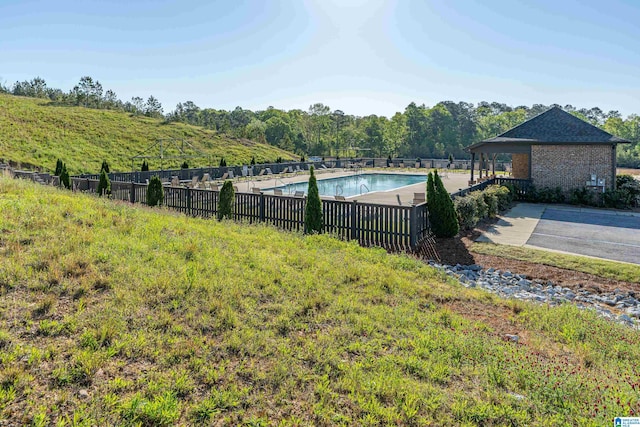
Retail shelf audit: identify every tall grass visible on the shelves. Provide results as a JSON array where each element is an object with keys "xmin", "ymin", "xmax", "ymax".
[
  {"xmin": 0, "ymin": 94, "xmax": 294, "ymax": 174},
  {"xmin": 1, "ymin": 177, "xmax": 639, "ymax": 425}
]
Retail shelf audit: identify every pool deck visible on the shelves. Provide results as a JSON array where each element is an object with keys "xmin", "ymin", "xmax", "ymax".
[{"xmin": 231, "ymin": 168, "xmax": 471, "ymax": 206}]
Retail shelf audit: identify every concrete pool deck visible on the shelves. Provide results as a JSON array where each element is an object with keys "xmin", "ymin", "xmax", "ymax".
[{"xmin": 233, "ymin": 169, "xmax": 472, "ymax": 205}]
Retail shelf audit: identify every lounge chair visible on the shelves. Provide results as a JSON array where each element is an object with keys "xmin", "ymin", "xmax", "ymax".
[
  {"xmin": 274, "ymin": 189, "xmax": 283, "ymax": 195},
  {"xmin": 257, "ymin": 169, "xmax": 266, "ymax": 180},
  {"xmin": 293, "ymin": 191, "xmax": 305, "ymax": 198},
  {"xmin": 334, "ymin": 195, "xmax": 346, "ymax": 201},
  {"xmin": 252, "ymin": 187, "xmax": 262, "ymax": 194},
  {"xmin": 170, "ymin": 176, "xmax": 180, "ymax": 187},
  {"xmin": 265, "ymin": 168, "xmax": 273, "ymax": 176},
  {"xmin": 228, "ymin": 170, "xmax": 235, "ymax": 179},
  {"xmin": 210, "ymin": 184, "xmax": 219, "ymax": 191},
  {"xmin": 219, "ymin": 172, "xmax": 229, "ymax": 181}
]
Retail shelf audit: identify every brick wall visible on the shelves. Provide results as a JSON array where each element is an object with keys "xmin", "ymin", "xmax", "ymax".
[
  {"xmin": 511, "ymin": 153, "xmax": 530, "ymax": 179},
  {"xmin": 530, "ymin": 144, "xmax": 613, "ymax": 192}
]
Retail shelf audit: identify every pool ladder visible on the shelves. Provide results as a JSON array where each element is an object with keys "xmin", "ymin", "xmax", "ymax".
[
  {"xmin": 360, "ymin": 183, "xmax": 370, "ymax": 194},
  {"xmin": 335, "ymin": 184, "xmax": 343, "ymax": 196},
  {"xmin": 275, "ymin": 178, "xmax": 291, "ymax": 194}
]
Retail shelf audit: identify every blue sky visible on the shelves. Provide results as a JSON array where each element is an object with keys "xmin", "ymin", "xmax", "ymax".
[{"xmin": 1, "ymin": 0, "xmax": 639, "ymax": 117}]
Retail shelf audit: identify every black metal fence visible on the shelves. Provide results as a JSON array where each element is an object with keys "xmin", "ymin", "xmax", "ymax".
[
  {"xmin": 75, "ymin": 158, "xmax": 511, "ymax": 184},
  {"xmin": 72, "ymin": 178, "xmax": 429, "ymax": 251}
]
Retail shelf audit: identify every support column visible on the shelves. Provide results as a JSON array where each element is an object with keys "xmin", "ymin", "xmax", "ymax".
[{"xmin": 470, "ymin": 153, "xmax": 475, "ymax": 183}]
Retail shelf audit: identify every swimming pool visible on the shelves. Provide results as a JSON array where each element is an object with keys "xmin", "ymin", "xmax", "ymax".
[{"xmin": 267, "ymin": 173, "xmax": 427, "ymax": 197}]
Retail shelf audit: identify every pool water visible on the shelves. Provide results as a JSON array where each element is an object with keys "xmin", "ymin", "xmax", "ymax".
[{"xmin": 268, "ymin": 173, "xmax": 426, "ymax": 197}]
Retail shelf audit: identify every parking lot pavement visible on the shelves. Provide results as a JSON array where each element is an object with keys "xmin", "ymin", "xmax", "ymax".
[{"xmin": 526, "ymin": 207, "xmax": 640, "ymax": 265}]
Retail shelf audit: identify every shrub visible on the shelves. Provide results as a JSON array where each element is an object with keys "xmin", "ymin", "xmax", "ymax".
[
  {"xmin": 100, "ymin": 160, "xmax": 110, "ymax": 173},
  {"xmin": 146, "ymin": 176, "xmax": 164, "ymax": 207},
  {"xmin": 468, "ymin": 191, "xmax": 488, "ymax": 220},
  {"xmin": 181, "ymin": 161, "xmax": 189, "ymax": 169},
  {"xmin": 54, "ymin": 159, "xmax": 63, "ymax": 176},
  {"xmin": 603, "ymin": 188, "xmax": 632, "ymax": 209},
  {"xmin": 217, "ymin": 180, "xmax": 234, "ymax": 221},
  {"xmin": 304, "ymin": 166, "xmax": 322, "ymax": 234},
  {"xmin": 250, "ymin": 157, "xmax": 256, "ymax": 165},
  {"xmin": 141, "ymin": 161, "xmax": 149, "ymax": 172},
  {"xmin": 97, "ymin": 169, "xmax": 111, "ymax": 197},
  {"xmin": 482, "ymin": 189, "xmax": 498, "ymax": 218},
  {"xmin": 454, "ymin": 196, "xmax": 478, "ymax": 230},
  {"xmin": 616, "ymin": 174, "xmax": 640, "ymax": 207},
  {"xmin": 486, "ymin": 185, "xmax": 512, "ymax": 211},
  {"xmin": 219, "ymin": 158, "xmax": 226, "ymax": 167},
  {"xmin": 428, "ymin": 170, "xmax": 459, "ymax": 237},
  {"xmin": 569, "ymin": 187, "xmax": 594, "ymax": 206},
  {"xmin": 300, "ymin": 155, "xmax": 305, "ymax": 162},
  {"xmin": 387, "ymin": 155, "xmax": 392, "ymax": 167},
  {"xmin": 60, "ymin": 164, "xmax": 70, "ymax": 189},
  {"xmin": 533, "ymin": 186, "xmax": 565, "ymax": 203}
]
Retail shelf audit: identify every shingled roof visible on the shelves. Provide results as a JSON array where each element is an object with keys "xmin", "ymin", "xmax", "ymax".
[{"xmin": 467, "ymin": 106, "xmax": 630, "ymax": 151}]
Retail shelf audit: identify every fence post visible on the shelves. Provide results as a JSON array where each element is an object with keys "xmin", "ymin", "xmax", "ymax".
[
  {"xmin": 186, "ymin": 187, "xmax": 192, "ymax": 216},
  {"xmin": 409, "ymin": 205, "xmax": 418, "ymax": 249},
  {"xmin": 350, "ymin": 200, "xmax": 358, "ymax": 241},
  {"xmin": 130, "ymin": 182, "xmax": 136, "ymax": 204},
  {"xmin": 259, "ymin": 194, "xmax": 265, "ymax": 222}
]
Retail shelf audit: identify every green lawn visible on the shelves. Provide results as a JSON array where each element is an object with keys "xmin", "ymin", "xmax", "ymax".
[
  {"xmin": 0, "ymin": 94, "xmax": 294, "ymax": 174},
  {"xmin": 471, "ymin": 241, "xmax": 640, "ymax": 283},
  {"xmin": 1, "ymin": 177, "xmax": 640, "ymax": 426}
]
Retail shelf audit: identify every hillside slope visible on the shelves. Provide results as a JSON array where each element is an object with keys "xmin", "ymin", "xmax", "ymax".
[
  {"xmin": 1, "ymin": 178, "xmax": 639, "ymax": 425},
  {"xmin": 0, "ymin": 94, "xmax": 294, "ymax": 174}
]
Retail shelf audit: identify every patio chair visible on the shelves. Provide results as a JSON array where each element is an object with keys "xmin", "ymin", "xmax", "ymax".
[
  {"xmin": 219, "ymin": 172, "xmax": 229, "ymax": 181},
  {"xmin": 293, "ymin": 191, "xmax": 305, "ymax": 198},
  {"xmin": 265, "ymin": 168, "xmax": 273, "ymax": 176},
  {"xmin": 334, "ymin": 195, "xmax": 346, "ymax": 201},
  {"xmin": 228, "ymin": 170, "xmax": 235, "ymax": 179},
  {"xmin": 189, "ymin": 176, "xmax": 199, "ymax": 188},
  {"xmin": 170, "ymin": 176, "xmax": 180, "ymax": 187},
  {"xmin": 257, "ymin": 169, "xmax": 266, "ymax": 180},
  {"xmin": 252, "ymin": 187, "xmax": 262, "ymax": 194},
  {"xmin": 210, "ymin": 184, "xmax": 219, "ymax": 191},
  {"xmin": 274, "ymin": 189, "xmax": 283, "ymax": 195}
]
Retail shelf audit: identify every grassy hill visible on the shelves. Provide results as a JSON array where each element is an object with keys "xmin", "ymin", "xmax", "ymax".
[
  {"xmin": 1, "ymin": 177, "xmax": 640, "ymax": 426},
  {"xmin": 0, "ymin": 94, "xmax": 295, "ymax": 174}
]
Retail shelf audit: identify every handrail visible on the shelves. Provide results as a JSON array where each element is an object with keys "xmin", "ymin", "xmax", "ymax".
[
  {"xmin": 359, "ymin": 183, "xmax": 370, "ymax": 194},
  {"xmin": 274, "ymin": 178, "xmax": 291, "ymax": 194},
  {"xmin": 335, "ymin": 184, "xmax": 343, "ymax": 196}
]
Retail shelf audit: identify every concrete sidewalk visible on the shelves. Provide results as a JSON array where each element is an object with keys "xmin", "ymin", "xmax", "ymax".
[{"xmin": 476, "ymin": 203, "xmax": 547, "ymax": 246}]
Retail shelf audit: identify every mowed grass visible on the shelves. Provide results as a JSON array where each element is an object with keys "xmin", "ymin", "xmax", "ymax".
[
  {"xmin": 471, "ymin": 242, "xmax": 640, "ymax": 283},
  {"xmin": 2, "ymin": 178, "xmax": 640, "ymax": 426},
  {"xmin": 0, "ymin": 94, "xmax": 294, "ymax": 174}
]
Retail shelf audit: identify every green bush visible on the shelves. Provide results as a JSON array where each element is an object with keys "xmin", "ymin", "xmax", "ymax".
[
  {"xmin": 141, "ymin": 160, "xmax": 149, "ymax": 172},
  {"xmin": 467, "ymin": 191, "xmax": 488, "ymax": 220},
  {"xmin": 530, "ymin": 186, "xmax": 565, "ymax": 203},
  {"xmin": 100, "ymin": 160, "xmax": 110, "ymax": 173},
  {"xmin": 454, "ymin": 196, "xmax": 478, "ymax": 230},
  {"xmin": 304, "ymin": 166, "xmax": 323, "ymax": 234},
  {"xmin": 482, "ymin": 190, "xmax": 498, "ymax": 218},
  {"xmin": 486, "ymin": 185, "xmax": 512, "ymax": 211},
  {"xmin": 60, "ymin": 164, "xmax": 70, "ymax": 189},
  {"xmin": 616, "ymin": 175, "xmax": 640, "ymax": 207},
  {"xmin": 181, "ymin": 161, "xmax": 189, "ymax": 169},
  {"xmin": 146, "ymin": 176, "xmax": 164, "ymax": 207},
  {"xmin": 217, "ymin": 180, "xmax": 234, "ymax": 221},
  {"xmin": 54, "ymin": 159, "xmax": 63, "ymax": 176},
  {"xmin": 603, "ymin": 188, "xmax": 632, "ymax": 209},
  {"xmin": 219, "ymin": 158, "xmax": 227, "ymax": 167},
  {"xmin": 569, "ymin": 187, "xmax": 594, "ymax": 206},
  {"xmin": 97, "ymin": 169, "xmax": 111, "ymax": 197},
  {"xmin": 427, "ymin": 170, "xmax": 459, "ymax": 238}
]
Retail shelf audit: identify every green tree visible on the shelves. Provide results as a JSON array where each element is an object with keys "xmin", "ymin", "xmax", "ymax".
[
  {"xmin": 181, "ymin": 161, "xmax": 189, "ymax": 169},
  {"xmin": 304, "ymin": 166, "xmax": 322, "ymax": 234},
  {"xmin": 217, "ymin": 180, "xmax": 234, "ymax": 221},
  {"xmin": 146, "ymin": 176, "xmax": 164, "ymax": 207},
  {"xmin": 97, "ymin": 169, "xmax": 111, "ymax": 197},
  {"xmin": 101, "ymin": 160, "xmax": 110, "ymax": 173},
  {"xmin": 141, "ymin": 161, "xmax": 149, "ymax": 171},
  {"xmin": 60, "ymin": 164, "xmax": 70, "ymax": 189},
  {"xmin": 54, "ymin": 159, "xmax": 63, "ymax": 176},
  {"xmin": 428, "ymin": 170, "xmax": 459, "ymax": 237}
]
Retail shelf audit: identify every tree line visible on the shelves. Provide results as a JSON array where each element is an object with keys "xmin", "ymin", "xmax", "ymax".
[{"xmin": 2, "ymin": 76, "xmax": 639, "ymax": 166}]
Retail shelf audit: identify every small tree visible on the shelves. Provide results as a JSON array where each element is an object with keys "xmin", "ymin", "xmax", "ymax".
[
  {"xmin": 304, "ymin": 166, "xmax": 322, "ymax": 234},
  {"xmin": 97, "ymin": 169, "xmax": 111, "ymax": 197},
  {"xmin": 300, "ymin": 155, "xmax": 305, "ymax": 162},
  {"xmin": 217, "ymin": 180, "xmax": 234, "ymax": 220},
  {"xmin": 430, "ymin": 170, "xmax": 459, "ymax": 237},
  {"xmin": 54, "ymin": 159, "xmax": 63, "ymax": 176},
  {"xmin": 60, "ymin": 164, "xmax": 71, "ymax": 189},
  {"xmin": 219, "ymin": 157, "xmax": 226, "ymax": 167},
  {"xmin": 101, "ymin": 160, "xmax": 110, "ymax": 173},
  {"xmin": 250, "ymin": 157, "xmax": 256, "ymax": 165},
  {"xmin": 146, "ymin": 176, "xmax": 164, "ymax": 207},
  {"xmin": 181, "ymin": 161, "xmax": 189, "ymax": 169},
  {"xmin": 141, "ymin": 160, "xmax": 149, "ymax": 171}
]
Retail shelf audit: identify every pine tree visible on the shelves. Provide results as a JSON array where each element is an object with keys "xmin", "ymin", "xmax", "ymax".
[
  {"xmin": 181, "ymin": 161, "xmax": 189, "ymax": 169},
  {"xmin": 426, "ymin": 171, "xmax": 437, "ymax": 228},
  {"xmin": 54, "ymin": 159, "xmax": 63, "ymax": 176},
  {"xmin": 304, "ymin": 166, "xmax": 323, "ymax": 234},
  {"xmin": 217, "ymin": 180, "xmax": 234, "ymax": 220},
  {"xmin": 432, "ymin": 170, "xmax": 459, "ymax": 237},
  {"xmin": 101, "ymin": 160, "xmax": 110, "ymax": 173},
  {"xmin": 60, "ymin": 164, "xmax": 70, "ymax": 189},
  {"xmin": 97, "ymin": 169, "xmax": 111, "ymax": 197},
  {"xmin": 250, "ymin": 157, "xmax": 256, "ymax": 165},
  {"xmin": 141, "ymin": 160, "xmax": 149, "ymax": 171},
  {"xmin": 146, "ymin": 176, "xmax": 164, "ymax": 207},
  {"xmin": 219, "ymin": 158, "xmax": 226, "ymax": 167}
]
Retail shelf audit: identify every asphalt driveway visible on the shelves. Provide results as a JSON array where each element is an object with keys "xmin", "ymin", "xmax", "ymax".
[{"xmin": 526, "ymin": 207, "xmax": 640, "ymax": 265}]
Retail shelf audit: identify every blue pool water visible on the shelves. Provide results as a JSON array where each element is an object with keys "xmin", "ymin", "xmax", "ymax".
[{"xmin": 267, "ymin": 173, "xmax": 426, "ymax": 197}]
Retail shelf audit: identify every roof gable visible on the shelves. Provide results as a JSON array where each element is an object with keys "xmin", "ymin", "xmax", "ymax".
[{"xmin": 480, "ymin": 107, "xmax": 629, "ymax": 144}]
